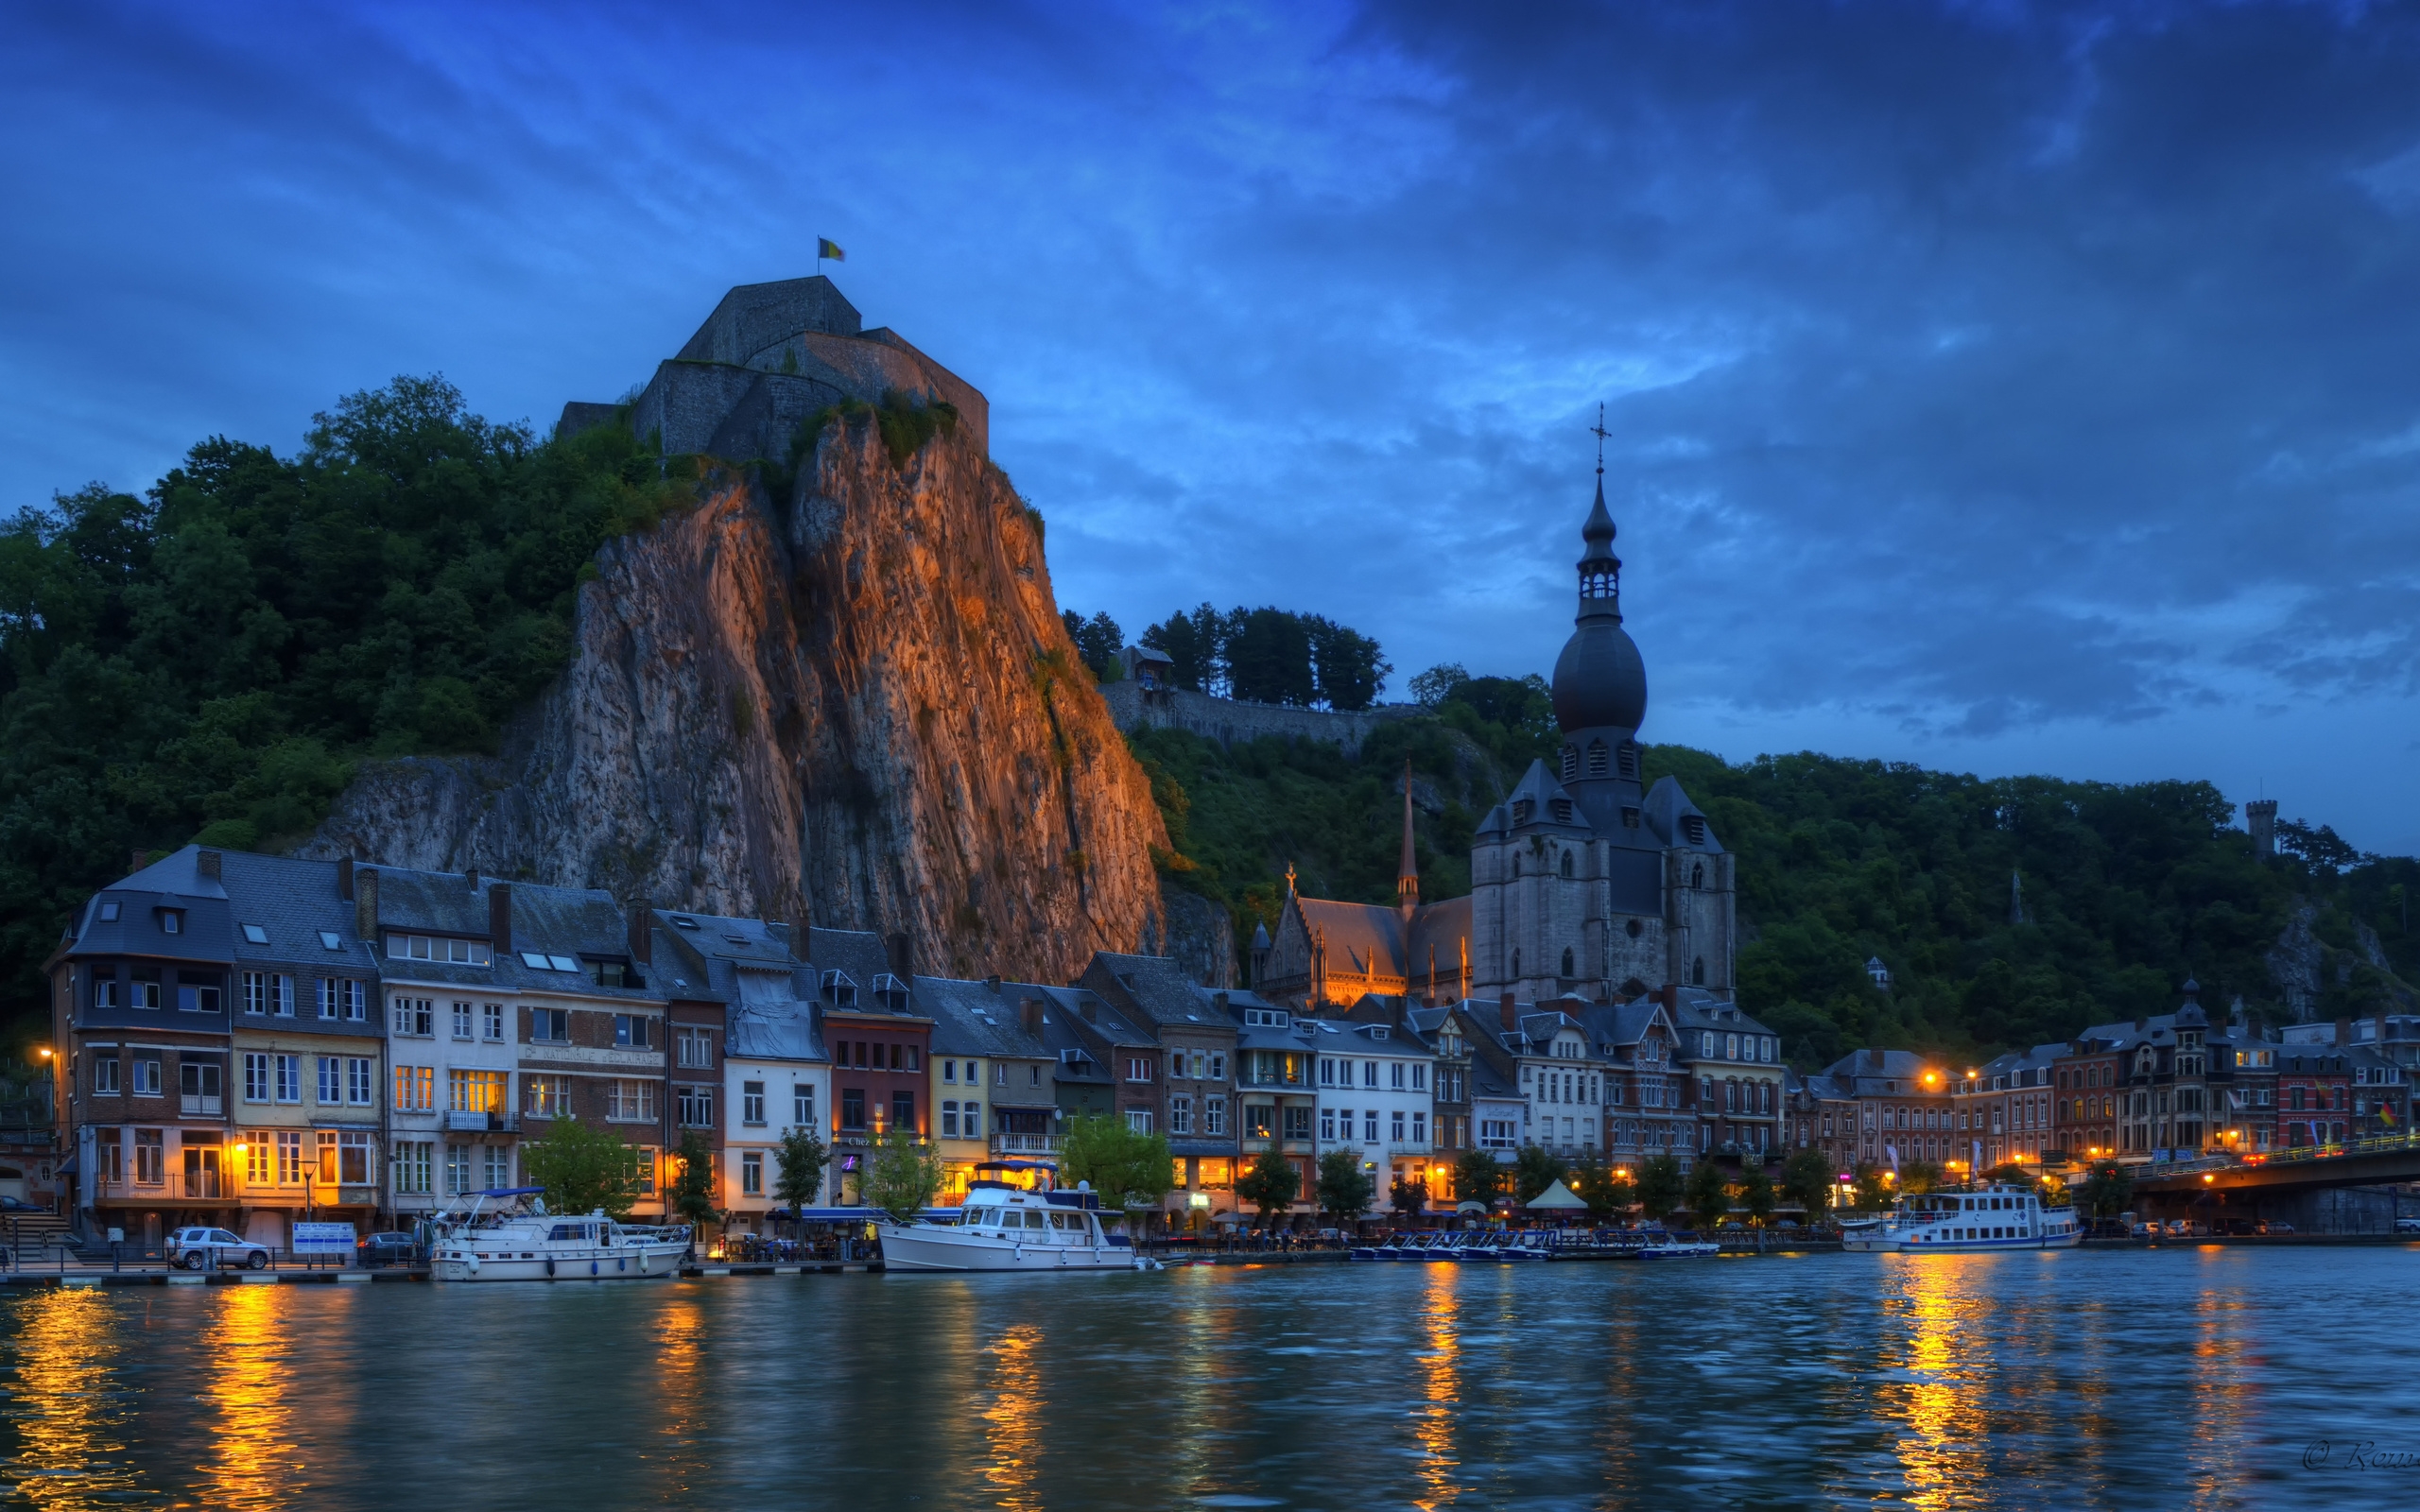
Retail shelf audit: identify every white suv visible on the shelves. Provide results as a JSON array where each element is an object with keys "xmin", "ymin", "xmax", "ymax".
[{"xmin": 167, "ymin": 1227, "xmax": 271, "ymax": 1271}]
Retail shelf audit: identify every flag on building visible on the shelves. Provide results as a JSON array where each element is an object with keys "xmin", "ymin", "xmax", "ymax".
[{"xmin": 817, "ymin": 237, "xmax": 845, "ymax": 263}]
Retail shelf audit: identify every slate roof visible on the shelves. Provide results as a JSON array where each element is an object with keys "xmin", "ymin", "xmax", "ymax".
[
  {"xmin": 365, "ymin": 865, "xmax": 663, "ymax": 1002},
  {"xmin": 1642, "ymin": 776, "xmax": 1723, "ymax": 852},
  {"xmin": 917, "ymin": 976, "xmax": 1052, "ymax": 1062},
  {"xmin": 1084, "ymin": 952, "xmax": 1223, "ymax": 1030},
  {"xmin": 806, "ymin": 927, "xmax": 914, "ymax": 1014}
]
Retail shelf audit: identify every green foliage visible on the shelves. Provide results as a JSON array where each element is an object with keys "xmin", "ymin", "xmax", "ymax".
[
  {"xmin": 1137, "ymin": 603, "xmax": 1391, "ymax": 711},
  {"xmin": 1389, "ymin": 1176, "xmax": 1427, "ymax": 1217},
  {"xmin": 1571, "ymin": 1151, "xmax": 1633, "ymax": 1218},
  {"xmin": 1061, "ymin": 609, "xmax": 1123, "ymax": 680},
  {"xmin": 1234, "ymin": 1149, "xmax": 1300, "ymax": 1228},
  {"xmin": 0, "ymin": 376, "xmax": 696, "ymax": 1026},
  {"xmin": 1059, "ymin": 1112, "xmax": 1174, "ymax": 1212},
  {"xmin": 1316, "ymin": 1146, "xmax": 1376, "ymax": 1221},
  {"xmin": 1778, "ymin": 1146, "xmax": 1835, "ymax": 1217},
  {"xmin": 773, "ymin": 1126, "xmax": 829, "ymax": 1214},
  {"xmin": 668, "ymin": 1127, "xmax": 721, "ymax": 1228},
  {"xmin": 873, "ymin": 389, "xmax": 959, "ymax": 468},
  {"xmin": 522, "ymin": 1114, "xmax": 639, "ymax": 1222},
  {"xmin": 1901, "ymin": 1160, "xmax": 1946, "ymax": 1194},
  {"xmin": 1685, "ymin": 1160, "xmax": 1733, "ymax": 1229},
  {"xmin": 1512, "ymin": 1143, "xmax": 1566, "ymax": 1204},
  {"xmin": 1735, "ymin": 1162, "xmax": 1776, "ymax": 1226},
  {"xmin": 1634, "ymin": 1154, "xmax": 1685, "ymax": 1221},
  {"xmin": 864, "ymin": 1126, "xmax": 943, "ymax": 1223},
  {"xmin": 2078, "ymin": 1160, "xmax": 2134, "ymax": 1219},
  {"xmin": 1451, "ymin": 1147, "xmax": 1503, "ymax": 1208},
  {"xmin": 1852, "ymin": 1161, "xmax": 1896, "ymax": 1213}
]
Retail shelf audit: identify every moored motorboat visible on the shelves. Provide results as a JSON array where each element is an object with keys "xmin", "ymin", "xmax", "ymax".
[
  {"xmin": 877, "ymin": 1165, "xmax": 1161, "ymax": 1273},
  {"xmin": 1634, "ymin": 1238, "xmax": 1720, "ymax": 1260},
  {"xmin": 428, "ymin": 1187, "xmax": 691, "ymax": 1282}
]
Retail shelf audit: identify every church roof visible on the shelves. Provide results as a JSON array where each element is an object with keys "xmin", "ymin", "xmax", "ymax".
[
  {"xmin": 1407, "ymin": 896, "xmax": 1472, "ymax": 979},
  {"xmin": 1499, "ymin": 761, "xmax": 1594, "ymax": 834},
  {"xmin": 1296, "ymin": 897, "xmax": 1408, "ymax": 978},
  {"xmin": 1643, "ymin": 776, "xmax": 1723, "ymax": 852}
]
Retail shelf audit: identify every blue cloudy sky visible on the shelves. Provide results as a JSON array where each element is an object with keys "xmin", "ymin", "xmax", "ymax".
[{"xmin": 7, "ymin": 1, "xmax": 2419, "ymax": 851}]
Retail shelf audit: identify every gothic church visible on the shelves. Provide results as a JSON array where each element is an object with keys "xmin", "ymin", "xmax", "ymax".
[{"xmin": 1255, "ymin": 473, "xmax": 1737, "ymax": 1008}]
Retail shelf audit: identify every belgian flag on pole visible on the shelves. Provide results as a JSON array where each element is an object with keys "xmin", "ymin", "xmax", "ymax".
[{"xmin": 816, "ymin": 237, "xmax": 845, "ymax": 263}]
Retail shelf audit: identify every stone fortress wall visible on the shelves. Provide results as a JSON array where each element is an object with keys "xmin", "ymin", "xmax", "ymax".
[{"xmin": 1100, "ymin": 680, "xmax": 1416, "ymax": 756}]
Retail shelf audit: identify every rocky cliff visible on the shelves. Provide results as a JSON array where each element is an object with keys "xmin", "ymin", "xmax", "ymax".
[{"xmin": 300, "ymin": 411, "xmax": 1181, "ymax": 984}]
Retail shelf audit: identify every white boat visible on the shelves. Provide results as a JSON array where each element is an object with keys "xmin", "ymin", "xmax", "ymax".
[
  {"xmin": 427, "ymin": 1186, "xmax": 692, "ymax": 1282},
  {"xmin": 876, "ymin": 1167, "xmax": 1159, "ymax": 1273},
  {"xmin": 1841, "ymin": 1181, "xmax": 2083, "ymax": 1254}
]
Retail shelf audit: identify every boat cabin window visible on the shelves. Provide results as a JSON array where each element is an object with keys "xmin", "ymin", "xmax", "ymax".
[{"xmin": 547, "ymin": 1223, "xmax": 595, "ymax": 1242}]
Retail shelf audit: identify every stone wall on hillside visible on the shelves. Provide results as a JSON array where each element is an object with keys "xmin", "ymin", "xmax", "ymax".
[{"xmin": 1101, "ymin": 680, "xmax": 1416, "ymax": 757}]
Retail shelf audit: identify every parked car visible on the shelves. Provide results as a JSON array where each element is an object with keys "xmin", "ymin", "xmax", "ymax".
[
  {"xmin": 2394, "ymin": 1218, "xmax": 2420, "ymax": 1236},
  {"xmin": 166, "ymin": 1227, "xmax": 270, "ymax": 1271},
  {"xmin": 0, "ymin": 1195, "xmax": 45, "ymax": 1213},
  {"xmin": 2260, "ymin": 1221, "xmax": 2294, "ymax": 1234},
  {"xmin": 2164, "ymin": 1219, "xmax": 2195, "ymax": 1237},
  {"xmin": 356, "ymin": 1231, "xmax": 421, "ymax": 1267}
]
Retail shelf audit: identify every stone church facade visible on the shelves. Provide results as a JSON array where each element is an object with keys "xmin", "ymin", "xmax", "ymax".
[{"xmin": 1258, "ymin": 473, "xmax": 1736, "ymax": 1010}]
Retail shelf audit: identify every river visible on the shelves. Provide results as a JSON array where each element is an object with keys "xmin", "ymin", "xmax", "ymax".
[{"xmin": 0, "ymin": 1246, "xmax": 2410, "ymax": 1510}]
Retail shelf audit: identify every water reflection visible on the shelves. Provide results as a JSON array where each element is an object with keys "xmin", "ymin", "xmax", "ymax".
[
  {"xmin": 6, "ymin": 1288, "xmax": 144, "ymax": 1510},
  {"xmin": 647, "ymin": 1294, "xmax": 709, "ymax": 1500},
  {"xmin": 1412, "ymin": 1262, "xmax": 1461, "ymax": 1509},
  {"xmin": 201, "ymin": 1283, "xmax": 304, "ymax": 1510},
  {"xmin": 980, "ymin": 1320, "xmax": 1045, "ymax": 1509},
  {"xmin": 1880, "ymin": 1256, "xmax": 1984, "ymax": 1510}
]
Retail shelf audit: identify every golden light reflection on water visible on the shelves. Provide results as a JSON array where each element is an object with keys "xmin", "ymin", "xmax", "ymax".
[
  {"xmin": 2183, "ymin": 1249, "xmax": 2251, "ymax": 1510},
  {"xmin": 1877, "ymin": 1257, "xmax": 1989, "ymax": 1511},
  {"xmin": 200, "ymin": 1283, "xmax": 305, "ymax": 1510},
  {"xmin": 1412, "ymin": 1262, "xmax": 1461, "ymax": 1510},
  {"xmin": 981, "ymin": 1321, "xmax": 1045, "ymax": 1511},
  {"xmin": 648, "ymin": 1293, "xmax": 709, "ymax": 1498},
  {"xmin": 6, "ymin": 1289, "xmax": 144, "ymax": 1510}
]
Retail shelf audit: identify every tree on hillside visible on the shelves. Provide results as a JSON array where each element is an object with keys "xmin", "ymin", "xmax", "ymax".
[
  {"xmin": 1061, "ymin": 610, "xmax": 1123, "ymax": 680},
  {"xmin": 1317, "ymin": 1147, "xmax": 1375, "ymax": 1227},
  {"xmin": 522, "ymin": 1114, "xmax": 639, "ymax": 1221},
  {"xmin": 1235, "ymin": 1150, "xmax": 1300, "ymax": 1230},
  {"xmin": 1634, "ymin": 1155, "xmax": 1685, "ymax": 1223}
]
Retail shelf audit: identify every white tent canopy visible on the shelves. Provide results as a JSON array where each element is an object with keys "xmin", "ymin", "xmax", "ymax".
[{"xmin": 1524, "ymin": 1180, "xmax": 1588, "ymax": 1211}]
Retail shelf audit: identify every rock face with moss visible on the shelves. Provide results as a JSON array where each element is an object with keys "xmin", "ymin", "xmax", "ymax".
[{"xmin": 301, "ymin": 411, "xmax": 1176, "ymax": 983}]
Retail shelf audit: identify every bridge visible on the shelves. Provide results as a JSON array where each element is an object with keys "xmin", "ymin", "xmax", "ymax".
[{"xmin": 2124, "ymin": 1130, "xmax": 2420, "ymax": 1230}]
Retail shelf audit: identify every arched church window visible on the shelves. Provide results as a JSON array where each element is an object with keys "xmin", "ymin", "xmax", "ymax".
[
  {"xmin": 1587, "ymin": 740, "xmax": 1608, "ymax": 777},
  {"xmin": 1561, "ymin": 746, "xmax": 1580, "ymax": 782},
  {"xmin": 1561, "ymin": 947, "xmax": 1575, "ymax": 977},
  {"xmin": 1626, "ymin": 919, "xmax": 1643, "ymax": 938},
  {"xmin": 1691, "ymin": 863, "xmax": 1704, "ymax": 888},
  {"xmin": 1560, "ymin": 851, "xmax": 1573, "ymax": 880},
  {"xmin": 1691, "ymin": 956, "xmax": 1706, "ymax": 986}
]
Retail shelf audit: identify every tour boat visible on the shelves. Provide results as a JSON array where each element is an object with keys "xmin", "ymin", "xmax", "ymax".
[
  {"xmin": 1841, "ymin": 1182, "xmax": 2083, "ymax": 1254},
  {"xmin": 876, "ymin": 1167, "xmax": 1160, "ymax": 1273},
  {"xmin": 427, "ymin": 1187, "xmax": 693, "ymax": 1282}
]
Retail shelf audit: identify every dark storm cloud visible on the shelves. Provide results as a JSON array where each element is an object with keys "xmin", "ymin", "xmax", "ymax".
[{"xmin": 3, "ymin": 0, "xmax": 2417, "ymax": 842}]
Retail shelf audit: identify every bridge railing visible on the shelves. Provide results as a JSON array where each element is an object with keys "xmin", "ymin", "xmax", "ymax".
[{"xmin": 2142, "ymin": 1127, "xmax": 2420, "ymax": 1181}]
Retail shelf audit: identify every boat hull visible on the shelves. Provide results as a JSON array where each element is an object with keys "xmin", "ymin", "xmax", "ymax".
[
  {"xmin": 1842, "ymin": 1230, "xmax": 2083, "ymax": 1254},
  {"xmin": 878, "ymin": 1224, "xmax": 1154, "ymax": 1273},
  {"xmin": 431, "ymin": 1241, "xmax": 687, "ymax": 1282}
]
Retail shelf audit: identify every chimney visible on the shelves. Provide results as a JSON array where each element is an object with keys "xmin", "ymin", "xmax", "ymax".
[
  {"xmin": 2336, "ymin": 1016, "xmax": 2353, "ymax": 1048},
  {"xmin": 886, "ymin": 932, "xmax": 911, "ymax": 979},
  {"xmin": 1499, "ymin": 989, "xmax": 1517, "ymax": 1032},
  {"xmin": 1213, "ymin": 992, "xmax": 1230, "ymax": 1011},
  {"xmin": 984, "ymin": 975, "xmax": 1002, "ymax": 993},
  {"xmin": 1080, "ymin": 996, "xmax": 1097, "ymax": 1022},
  {"xmin": 1020, "ymin": 997, "xmax": 1043, "ymax": 1036},
  {"xmin": 1661, "ymin": 984, "xmax": 1678, "ymax": 1012},
  {"xmin": 488, "ymin": 882, "xmax": 512, "ymax": 955},
  {"xmin": 130, "ymin": 849, "xmax": 147, "ymax": 877},
  {"xmin": 467, "ymin": 867, "xmax": 480, "ymax": 892},
  {"xmin": 356, "ymin": 868, "xmax": 380, "ymax": 944},
  {"xmin": 1866, "ymin": 1047, "xmax": 1885, "ymax": 1071},
  {"xmin": 2377, "ymin": 1012, "xmax": 2390, "ymax": 1047},
  {"xmin": 197, "ymin": 849, "xmax": 221, "ymax": 880},
  {"xmin": 337, "ymin": 857, "xmax": 354, "ymax": 902},
  {"xmin": 2135, "ymin": 1016, "xmax": 2148, "ymax": 1033},
  {"xmin": 628, "ymin": 897, "xmax": 651, "ymax": 965}
]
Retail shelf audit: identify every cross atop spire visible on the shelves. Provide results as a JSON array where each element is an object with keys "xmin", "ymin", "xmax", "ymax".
[{"xmin": 1590, "ymin": 402, "xmax": 1609, "ymax": 476}]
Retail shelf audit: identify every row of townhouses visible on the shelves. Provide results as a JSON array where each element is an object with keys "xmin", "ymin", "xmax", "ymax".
[
  {"xmin": 51, "ymin": 846, "xmax": 2397, "ymax": 1251},
  {"xmin": 1786, "ymin": 981, "xmax": 2414, "ymax": 1178}
]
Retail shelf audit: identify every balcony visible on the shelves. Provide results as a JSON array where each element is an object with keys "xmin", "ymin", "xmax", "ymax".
[
  {"xmin": 990, "ymin": 1133, "xmax": 1062, "ymax": 1156},
  {"xmin": 92, "ymin": 1174, "xmax": 240, "ymax": 1203},
  {"xmin": 181, "ymin": 1095, "xmax": 222, "ymax": 1117},
  {"xmin": 444, "ymin": 1109, "xmax": 519, "ymax": 1133}
]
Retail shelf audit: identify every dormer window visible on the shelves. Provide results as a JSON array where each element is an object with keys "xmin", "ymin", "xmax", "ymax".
[
  {"xmin": 158, "ymin": 910, "xmax": 182, "ymax": 936},
  {"xmin": 1550, "ymin": 799, "xmax": 1573, "ymax": 825},
  {"xmin": 1512, "ymin": 799, "xmax": 1534, "ymax": 826},
  {"xmin": 388, "ymin": 935, "xmax": 493, "ymax": 966},
  {"xmin": 1683, "ymin": 815, "xmax": 1707, "ymax": 845},
  {"xmin": 821, "ymin": 971, "xmax": 858, "ymax": 1007},
  {"xmin": 1371, "ymin": 1027, "xmax": 1389, "ymax": 1040},
  {"xmin": 97, "ymin": 902, "xmax": 121, "ymax": 923}
]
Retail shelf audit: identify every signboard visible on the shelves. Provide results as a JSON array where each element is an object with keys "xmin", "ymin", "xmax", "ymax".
[{"xmin": 291, "ymin": 1222, "xmax": 356, "ymax": 1255}]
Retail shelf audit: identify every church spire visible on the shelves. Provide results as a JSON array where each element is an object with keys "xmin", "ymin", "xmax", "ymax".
[
  {"xmin": 1396, "ymin": 760, "xmax": 1420, "ymax": 918},
  {"xmin": 1579, "ymin": 404, "xmax": 1622, "ymax": 618}
]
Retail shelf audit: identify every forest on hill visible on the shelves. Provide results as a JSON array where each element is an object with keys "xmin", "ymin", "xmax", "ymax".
[
  {"xmin": 0, "ymin": 377, "xmax": 687, "ymax": 1028},
  {"xmin": 1132, "ymin": 667, "xmax": 2420, "ymax": 1067}
]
